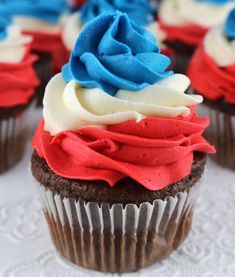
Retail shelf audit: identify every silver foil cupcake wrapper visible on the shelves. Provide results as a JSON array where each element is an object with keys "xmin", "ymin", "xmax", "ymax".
[
  {"xmin": 198, "ymin": 103, "xmax": 235, "ymax": 169},
  {"xmin": 37, "ymin": 180, "xmax": 201, "ymax": 273},
  {"xmin": 0, "ymin": 113, "xmax": 28, "ymax": 173}
]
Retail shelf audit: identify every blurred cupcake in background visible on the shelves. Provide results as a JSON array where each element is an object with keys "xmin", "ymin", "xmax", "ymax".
[
  {"xmin": 188, "ymin": 8, "xmax": 235, "ymax": 169},
  {"xmin": 69, "ymin": 0, "xmax": 87, "ymax": 10},
  {"xmin": 1, "ymin": 0, "xmax": 69, "ymax": 106},
  {"xmin": 0, "ymin": 16, "xmax": 39, "ymax": 173},
  {"xmin": 62, "ymin": 0, "xmax": 169, "ymax": 57},
  {"xmin": 159, "ymin": 0, "xmax": 235, "ymax": 73},
  {"xmin": 31, "ymin": 12, "xmax": 214, "ymax": 273}
]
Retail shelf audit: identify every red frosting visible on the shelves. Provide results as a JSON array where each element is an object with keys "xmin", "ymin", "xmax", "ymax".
[
  {"xmin": 33, "ymin": 111, "xmax": 215, "ymax": 191},
  {"xmin": 0, "ymin": 47, "xmax": 39, "ymax": 108},
  {"xmin": 188, "ymin": 44, "xmax": 235, "ymax": 104},
  {"xmin": 159, "ymin": 19, "xmax": 208, "ymax": 47},
  {"xmin": 23, "ymin": 31, "xmax": 68, "ymax": 72}
]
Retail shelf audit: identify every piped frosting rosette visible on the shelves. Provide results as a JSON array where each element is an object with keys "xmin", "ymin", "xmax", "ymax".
[
  {"xmin": 0, "ymin": 0, "xmax": 69, "ymax": 72},
  {"xmin": 159, "ymin": 0, "xmax": 235, "ymax": 46},
  {"xmin": 33, "ymin": 12, "xmax": 215, "ymax": 191},
  {"xmin": 188, "ymin": 8, "xmax": 235, "ymax": 103},
  {"xmin": 62, "ymin": 0, "xmax": 166, "ymax": 53},
  {"xmin": 0, "ymin": 16, "xmax": 39, "ymax": 107}
]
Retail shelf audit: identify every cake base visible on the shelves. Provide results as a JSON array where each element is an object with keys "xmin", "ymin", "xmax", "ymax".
[{"xmin": 31, "ymin": 152, "xmax": 205, "ymax": 273}]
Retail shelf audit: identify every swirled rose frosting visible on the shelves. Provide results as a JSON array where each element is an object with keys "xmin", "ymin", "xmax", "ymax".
[
  {"xmin": 188, "ymin": 8, "xmax": 235, "ymax": 103},
  {"xmin": 0, "ymin": 17, "xmax": 39, "ymax": 107},
  {"xmin": 159, "ymin": 0, "xmax": 235, "ymax": 46},
  {"xmin": 33, "ymin": 12, "xmax": 215, "ymax": 191},
  {"xmin": 1, "ymin": 0, "xmax": 69, "ymax": 72},
  {"xmin": 62, "ymin": 0, "xmax": 164, "ymax": 53}
]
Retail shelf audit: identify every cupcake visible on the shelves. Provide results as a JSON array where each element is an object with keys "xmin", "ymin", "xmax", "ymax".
[
  {"xmin": 188, "ymin": 8, "xmax": 235, "ymax": 169},
  {"xmin": 0, "ymin": 16, "xmax": 39, "ymax": 173},
  {"xmin": 31, "ymin": 12, "xmax": 215, "ymax": 272},
  {"xmin": 62, "ymin": 0, "xmax": 169, "ymax": 57},
  {"xmin": 159, "ymin": 0, "xmax": 235, "ymax": 73},
  {"xmin": 2, "ymin": 0, "xmax": 69, "ymax": 105}
]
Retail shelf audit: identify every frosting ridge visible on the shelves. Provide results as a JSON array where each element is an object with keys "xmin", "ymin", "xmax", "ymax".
[
  {"xmin": 159, "ymin": 0, "xmax": 234, "ymax": 28},
  {"xmin": 80, "ymin": 0, "xmax": 155, "ymax": 26},
  {"xmin": 1, "ymin": 0, "xmax": 68, "ymax": 23},
  {"xmin": 33, "ymin": 114, "xmax": 215, "ymax": 191},
  {"xmin": 225, "ymin": 8, "xmax": 235, "ymax": 40},
  {"xmin": 0, "ymin": 16, "xmax": 12, "ymax": 41},
  {"xmin": 62, "ymin": 12, "xmax": 172, "ymax": 96},
  {"xmin": 43, "ymin": 73, "xmax": 202, "ymax": 135}
]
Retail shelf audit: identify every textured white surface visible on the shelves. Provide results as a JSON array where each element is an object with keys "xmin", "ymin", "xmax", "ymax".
[{"xmin": 0, "ymin": 109, "xmax": 235, "ymax": 277}]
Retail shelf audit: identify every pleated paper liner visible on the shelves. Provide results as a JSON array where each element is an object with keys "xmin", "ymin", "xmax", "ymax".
[
  {"xmin": 197, "ymin": 102, "xmax": 235, "ymax": 170},
  {"xmin": 37, "ymin": 180, "xmax": 201, "ymax": 273},
  {"xmin": 0, "ymin": 112, "xmax": 27, "ymax": 173}
]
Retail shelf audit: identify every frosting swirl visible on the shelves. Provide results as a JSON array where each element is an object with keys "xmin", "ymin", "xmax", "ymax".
[
  {"xmin": 80, "ymin": 0, "xmax": 115, "ymax": 24},
  {"xmin": 0, "ymin": 19, "xmax": 39, "ymax": 107},
  {"xmin": 0, "ymin": 23, "xmax": 32, "ymax": 63},
  {"xmin": 80, "ymin": 0, "xmax": 155, "ymax": 26},
  {"xmin": 33, "ymin": 115, "xmax": 215, "ymax": 191},
  {"xmin": 204, "ymin": 8, "xmax": 235, "ymax": 66},
  {"xmin": 159, "ymin": 0, "xmax": 234, "ymax": 28},
  {"xmin": 225, "ymin": 8, "xmax": 235, "ymax": 40},
  {"xmin": 1, "ymin": 0, "xmax": 68, "ymax": 23},
  {"xmin": 43, "ymin": 73, "xmax": 202, "ymax": 135},
  {"xmin": 33, "ymin": 11, "xmax": 215, "ymax": 191},
  {"xmin": 0, "ymin": 16, "xmax": 11, "ymax": 41},
  {"xmin": 188, "ymin": 8, "xmax": 235, "ymax": 103},
  {"xmin": 62, "ymin": 12, "xmax": 172, "ymax": 96}
]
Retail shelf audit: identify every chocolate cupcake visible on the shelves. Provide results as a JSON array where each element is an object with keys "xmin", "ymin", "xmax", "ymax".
[
  {"xmin": 31, "ymin": 12, "xmax": 214, "ymax": 272},
  {"xmin": 0, "ymin": 16, "xmax": 39, "ymax": 173},
  {"xmin": 159, "ymin": 0, "xmax": 235, "ymax": 73},
  {"xmin": 188, "ymin": 9, "xmax": 235, "ymax": 169},
  {"xmin": 2, "ymin": 0, "xmax": 69, "ymax": 106},
  {"xmin": 62, "ymin": 0, "xmax": 170, "ymax": 60}
]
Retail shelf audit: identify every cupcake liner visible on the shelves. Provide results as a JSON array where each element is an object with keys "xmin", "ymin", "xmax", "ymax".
[
  {"xmin": 0, "ymin": 112, "xmax": 28, "ymax": 173},
  {"xmin": 198, "ymin": 103, "xmax": 235, "ymax": 169},
  {"xmin": 36, "ymin": 179, "xmax": 201, "ymax": 273},
  {"xmin": 34, "ymin": 52, "xmax": 53, "ymax": 107}
]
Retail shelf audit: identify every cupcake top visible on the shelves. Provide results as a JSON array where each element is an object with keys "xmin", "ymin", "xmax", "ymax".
[
  {"xmin": 159, "ymin": 0, "xmax": 234, "ymax": 28},
  {"xmin": 80, "ymin": 0, "xmax": 155, "ymax": 26},
  {"xmin": 33, "ymin": 12, "xmax": 214, "ymax": 191},
  {"xmin": 62, "ymin": 0, "xmax": 165, "ymax": 52},
  {"xmin": 204, "ymin": 7, "xmax": 235, "ymax": 66},
  {"xmin": 188, "ymin": 8, "xmax": 235, "ymax": 103},
  {"xmin": 0, "ymin": 16, "xmax": 39, "ymax": 108},
  {"xmin": 159, "ymin": 0, "xmax": 235, "ymax": 46},
  {"xmin": 1, "ymin": 0, "xmax": 68, "ymax": 34}
]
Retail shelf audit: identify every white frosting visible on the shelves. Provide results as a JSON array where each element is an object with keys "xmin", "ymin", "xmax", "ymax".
[
  {"xmin": 159, "ymin": 0, "xmax": 235, "ymax": 28},
  {"xmin": 204, "ymin": 26, "xmax": 235, "ymax": 67},
  {"xmin": 0, "ymin": 24, "xmax": 32, "ymax": 63},
  {"xmin": 13, "ymin": 16, "xmax": 63, "ymax": 34},
  {"xmin": 62, "ymin": 12, "xmax": 83, "ymax": 51},
  {"xmin": 43, "ymin": 73, "xmax": 203, "ymax": 135}
]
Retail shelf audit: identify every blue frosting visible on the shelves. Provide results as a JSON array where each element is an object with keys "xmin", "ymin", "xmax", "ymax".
[
  {"xmin": 112, "ymin": 0, "xmax": 155, "ymax": 26},
  {"xmin": 80, "ymin": 0, "xmax": 155, "ymax": 26},
  {"xmin": 196, "ymin": 0, "xmax": 232, "ymax": 5},
  {"xmin": 225, "ymin": 8, "xmax": 235, "ymax": 40},
  {"xmin": 80, "ymin": 0, "xmax": 115, "ymax": 24},
  {"xmin": 0, "ymin": 0, "xmax": 68, "ymax": 23},
  {"xmin": 62, "ymin": 12, "xmax": 172, "ymax": 96},
  {"xmin": 0, "ymin": 15, "xmax": 12, "ymax": 41}
]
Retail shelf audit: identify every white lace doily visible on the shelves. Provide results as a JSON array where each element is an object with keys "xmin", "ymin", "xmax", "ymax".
[{"xmin": 0, "ymin": 110, "xmax": 235, "ymax": 277}]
